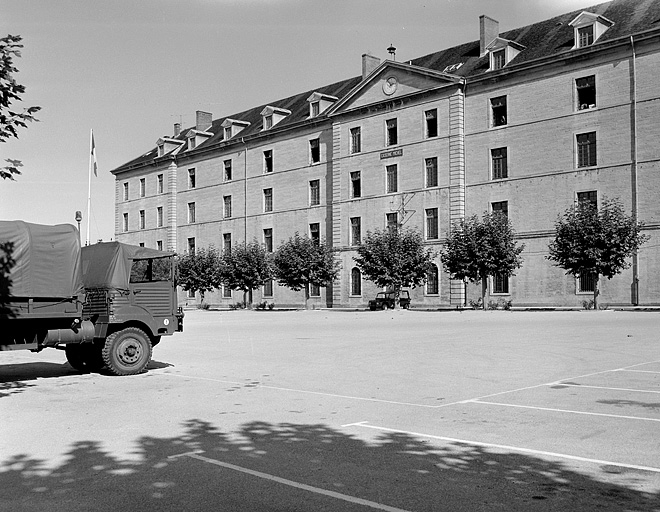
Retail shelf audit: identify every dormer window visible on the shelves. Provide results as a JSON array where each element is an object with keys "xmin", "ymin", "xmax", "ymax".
[
  {"xmin": 261, "ymin": 106, "xmax": 291, "ymax": 130},
  {"xmin": 156, "ymin": 137, "xmax": 185, "ymax": 157},
  {"xmin": 221, "ymin": 118, "xmax": 250, "ymax": 141},
  {"xmin": 486, "ymin": 38, "xmax": 525, "ymax": 71},
  {"xmin": 264, "ymin": 115, "xmax": 273, "ymax": 129},
  {"xmin": 306, "ymin": 92, "xmax": 338, "ymax": 118},
  {"xmin": 569, "ymin": 12, "xmax": 614, "ymax": 49}
]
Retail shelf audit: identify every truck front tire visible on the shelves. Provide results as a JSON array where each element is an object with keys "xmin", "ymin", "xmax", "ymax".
[{"xmin": 102, "ymin": 327, "xmax": 152, "ymax": 376}]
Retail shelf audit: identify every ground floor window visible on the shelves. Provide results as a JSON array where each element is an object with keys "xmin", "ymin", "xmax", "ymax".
[
  {"xmin": 577, "ymin": 272, "xmax": 596, "ymax": 293},
  {"xmin": 187, "ymin": 289, "xmax": 195, "ymax": 299},
  {"xmin": 223, "ymin": 285, "xmax": 232, "ymax": 299},
  {"xmin": 426, "ymin": 265, "xmax": 439, "ymax": 295},
  {"xmin": 493, "ymin": 273, "xmax": 509, "ymax": 294},
  {"xmin": 310, "ymin": 283, "xmax": 321, "ymax": 297},
  {"xmin": 351, "ymin": 267, "xmax": 362, "ymax": 296},
  {"xmin": 263, "ymin": 279, "xmax": 274, "ymax": 297}
]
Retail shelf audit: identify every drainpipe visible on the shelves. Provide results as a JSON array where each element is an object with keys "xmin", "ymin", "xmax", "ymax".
[
  {"xmin": 630, "ymin": 35, "xmax": 640, "ymax": 305},
  {"xmin": 242, "ymin": 137, "xmax": 248, "ymax": 242}
]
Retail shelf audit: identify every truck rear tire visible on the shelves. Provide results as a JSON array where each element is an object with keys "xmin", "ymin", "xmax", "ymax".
[
  {"xmin": 102, "ymin": 327, "xmax": 152, "ymax": 376},
  {"xmin": 65, "ymin": 343, "xmax": 104, "ymax": 373}
]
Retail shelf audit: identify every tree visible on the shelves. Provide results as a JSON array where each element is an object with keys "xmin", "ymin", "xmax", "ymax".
[
  {"xmin": 441, "ymin": 212, "xmax": 525, "ymax": 309},
  {"xmin": 0, "ymin": 241, "xmax": 14, "ymax": 316},
  {"xmin": 354, "ymin": 227, "xmax": 435, "ymax": 308},
  {"xmin": 220, "ymin": 240, "xmax": 273, "ymax": 308},
  {"xmin": 0, "ymin": 34, "xmax": 41, "ymax": 180},
  {"xmin": 272, "ymin": 233, "xmax": 340, "ymax": 308},
  {"xmin": 547, "ymin": 198, "xmax": 648, "ymax": 309},
  {"xmin": 176, "ymin": 246, "xmax": 222, "ymax": 306}
]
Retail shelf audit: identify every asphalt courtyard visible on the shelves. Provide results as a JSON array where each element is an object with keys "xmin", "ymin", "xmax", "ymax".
[{"xmin": 1, "ymin": 309, "xmax": 659, "ymax": 511}]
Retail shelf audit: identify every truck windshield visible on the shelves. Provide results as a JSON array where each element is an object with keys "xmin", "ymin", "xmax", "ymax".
[{"xmin": 130, "ymin": 258, "xmax": 172, "ymax": 283}]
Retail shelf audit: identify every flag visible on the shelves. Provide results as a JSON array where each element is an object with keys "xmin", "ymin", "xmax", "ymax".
[{"xmin": 91, "ymin": 130, "xmax": 98, "ymax": 177}]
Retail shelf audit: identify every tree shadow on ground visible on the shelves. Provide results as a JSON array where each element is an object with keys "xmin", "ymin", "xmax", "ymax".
[
  {"xmin": 0, "ymin": 419, "xmax": 657, "ymax": 511},
  {"xmin": 0, "ymin": 362, "xmax": 77, "ymax": 397}
]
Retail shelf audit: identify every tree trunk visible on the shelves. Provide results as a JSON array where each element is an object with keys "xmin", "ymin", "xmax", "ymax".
[
  {"xmin": 248, "ymin": 288, "xmax": 253, "ymax": 308},
  {"xmin": 481, "ymin": 275, "xmax": 488, "ymax": 310},
  {"xmin": 593, "ymin": 275, "xmax": 599, "ymax": 310},
  {"xmin": 394, "ymin": 285, "xmax": 401, "ymax": 309},
  {"xmin": 304, "ymin": 283, "xmax": 310, "ymax": 310},
  {"xmin": 199, "ymin": 291, "xmax": 205, "ymax": 307}
]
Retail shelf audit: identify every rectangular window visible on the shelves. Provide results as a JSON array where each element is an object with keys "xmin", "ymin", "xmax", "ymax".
[
  {"xmin": 157, "ymin": 240, "xmax": 163, "ymax": 251},
  {"xmin": 264, "ymin": 150, "xmax": 273, "ymax": 173},
  {"xmin": 222, "ymin": 160, "xmax": 232, "ymax": 182},
  {"xmin": 491, "ymin": 96, "xmax": 507, "ymax": 127},
  {"xmin": 263, "ymin": 228, "xmax": 273, "ymax": 252},
  {"xmin": 157, "ymin": 206, "xmax": 163, "ymax": 227},
  {"xmin": 139, "ymin": 178, "xmax": 146, "ymax": 197},
  {"xmin": 187, "ymin": 202, "xmax": 196, "ymax": 223},
  {"xmin": 264, "ymin": 115, "xmax": 273, "ymax": 130},
  {"xmin": 493, "ymin": 273, "xmax": 509, "ymax": 294},
  {"xmin": 310, "ymin": 283, "xmax": 321, "ymax": 297},
  {"xmin": 263, "ymin": 188, "xmax": 273, "ymax": 212},
  {"xmin": 578, "ymin": 272, "xmax": 596, "ymax": 293},
  {"xmin": 492, "ymin": 200, "xmax": 508, "ymax": 217},
  {"xmin": 491, "ymin": 148, "xmax": 508, "ymax": 180},
  {"xmin": 188, "ymin": 168, "xmax": 196, "ymax": 189},
  {"xmin": 350, "ymin": 127, "xmax": 361, "ymax": 154},
  {"xmin": 386, "ymin": 118, "xmax": 398, "ymax": 146},
  {"xmin": 309, "ymin": 179, "xmax": 320, "ymax": 206},
  {"xmin": 425, "ymin": 109, "xmax": 438, "ymax": 138},
  {"xmin": 577, "ymin": 132, "xmax": 597, "ymax": 168},
  {"xmin": 309, "ymin": 138, "xmax": 320, "ymax": 164},
  {"xmin": 386, "ymin": 164, "xmax": 398, "ymax": 193},
  {"xmin": 187, "ymin": 237, "xmax": 196, "ymax": 255},
  {"xmin": 426, "ymin": 265, "xmax": 439, "ymax": 295},
  {"xmin": 350, "ymin": 217, "xmax": 361, "ymax": 246},
  {"xmin": 122, "ymin": 212, "xmax": 129, "ymax": 232},
  {"xmin": 223, "ymin": 284, "xmax": 233, "ymax": 298},
  {"xmin": 425, "ymin": 157, "xmax": 438, "ymax": 188},
  {"xmin": 311, "ymin": 101, "xmax": 320, "ymax": 117},
  {"xmin": 492, "ymin": 49, "xmax": 506, "ymax": 70},
  {"xmin": 139, "ymin": 242, "xmax": 145, "ymax": 248},
  {"xmin": 157, "ymin": 174, "xmax": 164, "ymax": 194},
  {"xmin": 351, "ymin": 268, "xmax": 362, "ymax": 296},
  {"xmin": 223, "ymin": 233, "xmax": 231, "ymax": 253},
  {"xmin": 350, "ymin": 171, "xmax": 361, "ymax": 198},
  {"xmin": 386, "ymin": 212, "xmax": 398, "ymax": 232},
  {"xmin": 224, "ymin": 126, "xmax": 232, "ymax": 140},
  {"xmin": 139, "ymin": 210, "xmax": 145, "ymax": 230},
  {"xmin": 309, "ymin": 223, "xmax": 320, "ymax": 245},
  {"xmin": 576, "ymin": 75, "xmax": 596, "ymax": 110},
  {"xmin": 263, "ymin": 279, "xmax": 274, "ymax": 297},
  {"xmin": 426, "ymin": 208, "xmax": 439, "ymax": 240},
  {"xmin": 223, "ymin": 196, "xmax": 232, "ymax": 218},
  {"xmin": 578, "ymin": 25, "xmax": 594, "ymax": 48},
  {"xmin": 123, "ymin": 182, "xmax": 129, "ymax": 201},
  {"xmin": 577, "ymin": 190, "xmax": 598, "ymax": 208}
]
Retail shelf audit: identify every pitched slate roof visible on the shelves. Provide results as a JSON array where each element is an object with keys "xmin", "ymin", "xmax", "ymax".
[{"xmin": 113, "ymin": 0, "xmax": 660, "ymax": 174}]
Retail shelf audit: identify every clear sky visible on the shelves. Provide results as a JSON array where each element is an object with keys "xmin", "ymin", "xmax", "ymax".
[{"xmin": 1, "ymin": 0, "xmax": 605, "ymax": 243}]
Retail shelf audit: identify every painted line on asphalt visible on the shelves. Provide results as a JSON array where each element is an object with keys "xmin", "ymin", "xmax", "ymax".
[
  {"xmin": 343, "ymin": 423, "xmax": 660, "ymax": 474},
  {"xmin": 617, "ymin": 369, "xmax": 660, "ymax": 375},
  {"xmin": 169, "ymin": 451, "xmax": 413, "ymax": 512},
  {"xmin": 551, "ymin": 383, "xmax": 660, "ymax": 394},
  {"xmin": 470, "ymin": 400, "xmax": 660, "ymax": 422}
]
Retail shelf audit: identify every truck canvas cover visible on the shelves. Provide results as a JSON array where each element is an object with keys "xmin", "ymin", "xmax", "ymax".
[
  {"xmin": 81, "ymin": 241, "xmax": 174, "ymax": 290},
  {"xmin": 0, "ymin": 221, "xmax": 83, "ymax": 298}
]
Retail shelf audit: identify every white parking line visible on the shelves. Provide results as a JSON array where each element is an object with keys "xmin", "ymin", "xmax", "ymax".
[
  {"xmin": 343, "ymin": 423, "xmax": 660, "ymax": 474},
  {"xmin": 169, "ymin": 451, "xmax": 413, "ymax": 512},
  {"xmin": 617, "ymin": 369, "xmax": 660, "ymax": 375},
  {"xmin": 470, "ymin": 400, "xmax": 660, "ymax": 422},
  {"xmin": 552, "ymin": 383, "xmax": 660, "ymax": 394}
]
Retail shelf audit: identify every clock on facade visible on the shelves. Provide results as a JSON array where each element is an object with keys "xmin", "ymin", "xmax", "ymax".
[{"xmin": 382, "ymin": 76, "xmax": 398, "ymax": 95}]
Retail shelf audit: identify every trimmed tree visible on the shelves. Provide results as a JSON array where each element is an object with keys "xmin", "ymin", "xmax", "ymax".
[
  {"xmin": 220, "ymin": 240, "xmax": 273, "ymax": 308},
  {"xmin": 176, "ymin": 246, "xmax": 223, "ymax": 306},
  {"xmin": 440, "ymin": 211, "xmax": 525, "ymax": 309},
  {"xmin": 272, "ymin": 233, "xmax": 340, "ymax": 308},
  {"xmin": 354, "ymin": 227, "xmax": 436, "ymax": 308},
  {"xmin": 547, "ymin": 197, "xmax": 648, "ymax": 309}
]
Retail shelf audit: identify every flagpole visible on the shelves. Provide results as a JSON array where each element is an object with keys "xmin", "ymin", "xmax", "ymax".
[{"xmin": 86, "ymin": 129, "xmax": 93, "ymax": 246}]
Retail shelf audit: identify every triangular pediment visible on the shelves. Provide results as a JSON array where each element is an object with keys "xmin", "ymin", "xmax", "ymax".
[{"xmin": 327, "ymin": 61, "xmax": 462, "ymax": 116}]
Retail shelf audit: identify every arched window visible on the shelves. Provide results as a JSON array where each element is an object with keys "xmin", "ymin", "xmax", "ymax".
[
  {"xmin": 426, "ymin": 265, "xmax": 439, "ymax": 295},
  {"xmin": 351, "ymin": 267, "xmax": 362, "ymax": 296}
]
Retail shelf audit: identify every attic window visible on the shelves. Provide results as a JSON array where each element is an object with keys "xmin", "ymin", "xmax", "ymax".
[
  {"xmin": 569, "ymin": 12, "xmax": 614, "ymax": 49},
  {"xmin": 492, "ymin": 49, "xmax": 505, "ymax": 70},
  {"xmin": 264, "ymin": 115, "xmax": 273, "ymax": 130},
  {"xmin": 311, "ymin": 101, "xmax": 320, "ymax": 117},
  {"xmin": 306, "ymin": 92, "xmax": 337, "ymax": 118},
  {"xmin": 577, "ymin": 25, "xmax": 594, "ymax": 47},
  {"xmin": 486, "ymin": 38, "xmax": 524, "ymax": 71},
  {"xmin": 221, "ymin": 118, "xmax": 250, "ymax": 140},
  {"xmin": 224, "ymin": 127, "xmax": 232, "ymax": 140},
  {"xmin": 260, "ymin": 106, "xmax": 291, "ymax": 131}
]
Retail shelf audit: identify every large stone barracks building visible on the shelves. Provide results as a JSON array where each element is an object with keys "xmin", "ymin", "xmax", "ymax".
[{"xmin": 112, "ymin": 0, "xmax": 660, "ymax": 308}]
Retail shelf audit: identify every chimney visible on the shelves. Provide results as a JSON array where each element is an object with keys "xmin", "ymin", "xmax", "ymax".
[
  {"xmin": 362, "ymin": 54, "xmax": 380, "ymax": 80},
  {"xmin": 480, "ymin": 15, "xmax": 499, "ymax": 56},
  {"xmin": 195, "ymin": 110, "xmax": 212, "ymax": 132},
  {"xmin": 173, "ymin": 123, "xmax": 181, "ymax": 137}
]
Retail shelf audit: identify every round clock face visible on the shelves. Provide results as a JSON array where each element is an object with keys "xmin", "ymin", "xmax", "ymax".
[{"xmin": 382, "ymin": 76, "xmax": 398, "ymax": 95}]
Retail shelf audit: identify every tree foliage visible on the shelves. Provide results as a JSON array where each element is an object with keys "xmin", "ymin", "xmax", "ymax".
[
  {"xmin": 272, "ymin": 233, "xmax": 340, "ymax": 305},
  {"xmin": 0, "ymin": 34, "xmax": 41, "ymax": 180},
  {"xmin": 440, "ymin": 212, "xmax": 524, "ymax": 308},
  {"xmin": 176, "ymin": 246, "xmax": 222, "ymax": 304},
  {"xmin": 547, "ymin": 198, "xmax": 648, "ymax": 308},
  {"xmin": 0, "ymin": 241, "xmax": 15, "ymax": 316},
  {"xmin": 220, "ymin": 240, "xmax": 273, "ymax": 307},
  {"xmin": 354, "ymin": 227, "xmax": 435, "ymax": 307}
]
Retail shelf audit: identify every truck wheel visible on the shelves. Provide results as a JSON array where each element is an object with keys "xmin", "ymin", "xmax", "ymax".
[
  {"xmin": 102, "ymin": 327, "xmax": 152, "ymax": 376},
  {"xmin": 65, "ymin": 343, "xmax": 105, "ymax": 373}
]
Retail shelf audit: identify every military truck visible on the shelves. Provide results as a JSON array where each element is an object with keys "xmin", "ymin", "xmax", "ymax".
[{"xmin": 0, "ymin": 221, "xmax": 183, "ymax": 375}]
